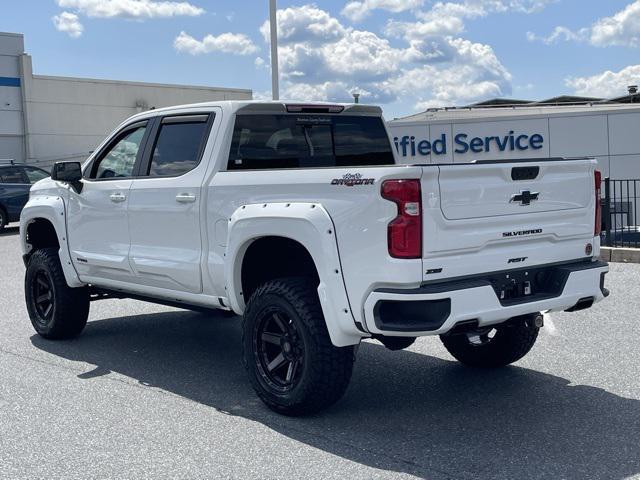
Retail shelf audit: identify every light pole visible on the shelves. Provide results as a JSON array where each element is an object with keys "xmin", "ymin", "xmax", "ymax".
[{"xmin": 269, "ymin": 0, "xmax": 280, "ymax": 100}]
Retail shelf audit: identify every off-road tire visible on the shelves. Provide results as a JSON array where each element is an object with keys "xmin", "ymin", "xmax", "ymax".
[
  {"xmin": 242, "ymin": 277, "xmax": 355, "ymax": 416},
  {"xmin": 25, "ymin": 248, "xmax": 90, "ymax": 339},
  {"xmin": 440, "ymin": 314, "xmax": 540, "ymax": 368}
]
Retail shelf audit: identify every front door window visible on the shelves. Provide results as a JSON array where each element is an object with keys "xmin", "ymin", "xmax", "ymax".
[{"xmin": 91, "ymin": 126, "xmax": 147, "ymax": 179}]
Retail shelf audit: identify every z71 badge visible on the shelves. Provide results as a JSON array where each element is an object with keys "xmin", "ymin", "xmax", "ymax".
[{"xmin": 331, "ymin": 173, "xmax": 375, "ymax": 186}]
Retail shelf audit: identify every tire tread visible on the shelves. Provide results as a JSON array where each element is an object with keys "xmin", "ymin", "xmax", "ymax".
[
  {"xmin": 440, "ymin": 316, "xmax": 539, "ymax": 368},
  {"xmin": 25, "ymin": 248, "xmax": 89, "ymax": 339},
  {"xmin": 242, "ymin": 277, "xmax": 354, "ymax": 416}
]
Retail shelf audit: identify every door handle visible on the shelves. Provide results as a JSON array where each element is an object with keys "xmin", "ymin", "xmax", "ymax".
[
  {"xmin": 109, "ymin": 192, "xmax": 126, "ymax": 203},
  {"xmin": 176, "ymin": 193, "xmax": 196, "ymax": 203}
]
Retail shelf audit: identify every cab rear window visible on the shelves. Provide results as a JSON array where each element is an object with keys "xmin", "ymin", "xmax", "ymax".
[{"xmin": 227, "ymin": 115, "xmax": 394, "ymax": 170}]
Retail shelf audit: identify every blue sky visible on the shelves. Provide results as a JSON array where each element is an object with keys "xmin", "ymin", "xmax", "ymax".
[{"xmin": 4, "ymin": 0, "xmax": 640, "ymax": 117}]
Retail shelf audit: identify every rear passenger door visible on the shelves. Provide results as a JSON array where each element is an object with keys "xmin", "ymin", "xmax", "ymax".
[{"xmin": 127, "ymin": 112, "xmax": 215, "ymax": 293}]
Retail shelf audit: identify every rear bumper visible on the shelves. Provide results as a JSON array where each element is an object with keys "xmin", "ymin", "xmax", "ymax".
[{"xmin": 363, "ymin": 259, "xmax": 609, "ymax": 337}]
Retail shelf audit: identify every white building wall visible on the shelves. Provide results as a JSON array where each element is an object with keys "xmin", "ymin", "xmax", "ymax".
[
  {"xmin": 0, "ymin": 32, "xmax": 25, "ymax": 163},
  {"xmin": 19, "ymin": 54, "xmax": 251, "ymax": 167}
]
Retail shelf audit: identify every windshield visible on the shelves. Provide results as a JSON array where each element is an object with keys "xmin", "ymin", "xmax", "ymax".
[{"xmin": 227, "ymin": 114, "xmax": 394, "ymax": 170}]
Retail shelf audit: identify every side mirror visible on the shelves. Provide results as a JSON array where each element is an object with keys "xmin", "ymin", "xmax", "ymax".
[
  {"xmin": 51, "ymin": 161, "xmax": 83, "ymax": 193},
  {"xmin": 51, "ymin": 161, "xmax": 82, "ymax": 182}
]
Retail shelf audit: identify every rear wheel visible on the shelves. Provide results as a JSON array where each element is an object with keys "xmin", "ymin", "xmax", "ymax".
[
  {"xmin": 25, "ymin": 248, "xmax": 90, "ymax": 339},
  {"xmin": 440, "ymin": 314, "xmax": 541, "ymax": 368},
  {"xmin": 242, "ymin": 277, "xmax": 355, "ymax": 416}
]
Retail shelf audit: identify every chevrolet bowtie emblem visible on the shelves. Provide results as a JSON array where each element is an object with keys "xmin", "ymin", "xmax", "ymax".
[{"xmin": 511, "ymin": 190, "xmax": 539, "ymax": 206}]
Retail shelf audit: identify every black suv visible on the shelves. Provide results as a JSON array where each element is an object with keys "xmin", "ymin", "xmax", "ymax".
[{"xmin": 0, "ymin": 163, "xmax": 49, "ymax": 230}]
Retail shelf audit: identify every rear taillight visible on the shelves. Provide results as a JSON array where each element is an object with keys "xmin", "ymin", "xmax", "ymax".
[
  {"xmin": 594, "ymin": 170, "xmax": 602, "ymax": 236},
  {"xmin": 381, "ymin": 179, "xmax": 422, "ymax": 259}
]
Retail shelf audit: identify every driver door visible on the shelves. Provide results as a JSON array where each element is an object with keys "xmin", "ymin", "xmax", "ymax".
[{"xmin": 67, "ymin": 120, "xmax": 151, "ymax": 284}]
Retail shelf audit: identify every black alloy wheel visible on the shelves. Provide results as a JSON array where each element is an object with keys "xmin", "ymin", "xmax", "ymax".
[
  {"xmin": 25, "ymin": 248, "xmax": 90, "ymax": 339},
  {"xmin": 31, "ymin": 269, "xmax": 55, "ymax": 328},
  {"xmin": 242, "ymin": 277, "xmax": 355, "ymax": 415},
  {"xmin": 254, "ymin": 308, "xmax": 305, "ymax": 391}
]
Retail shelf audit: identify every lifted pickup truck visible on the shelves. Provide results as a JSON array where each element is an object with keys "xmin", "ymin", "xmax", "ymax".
[{"xmin": 21, "ymin": 101, "xmax": 609, "ymax": 415}]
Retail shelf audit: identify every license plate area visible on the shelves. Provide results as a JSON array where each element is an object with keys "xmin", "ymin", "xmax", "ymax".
[{"xmin": 488, "ymin": 265, "xmax": 571, "ymax": 306}]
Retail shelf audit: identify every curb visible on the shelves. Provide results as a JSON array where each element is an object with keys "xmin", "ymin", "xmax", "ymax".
[{"xmin": 600, "ymin": 247, "xmax": 640, "ymax": 263}]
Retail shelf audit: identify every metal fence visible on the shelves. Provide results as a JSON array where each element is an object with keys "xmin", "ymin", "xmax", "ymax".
[{"xmin": 602, "ymin": 178, "xmax": 640, "ymax": 248}]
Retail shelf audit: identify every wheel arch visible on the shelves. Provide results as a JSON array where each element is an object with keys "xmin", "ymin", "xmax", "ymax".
[
  {"xmin": 226, "ymin": 202, "xmax": 363, "ymax": 347},
  {"xmin": 20, "ymin": 196, "xmax": 83, "ymax": 288},
  {"xmin": 240, "ymin": 236, "xmax": 320, "ymax": 303}
]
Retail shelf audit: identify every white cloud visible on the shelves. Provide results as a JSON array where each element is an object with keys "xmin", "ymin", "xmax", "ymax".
[
  {"xmin": 529, "ymin": 0, "xmax": 640, "ymax": 48},
  {"xmin": 385, "ymin": 0, "xmax": 556, "ymax": 40},
  {"xmin": 566, "ymin": 65, "xmax": 640, "ymax": 98},
  {"xmin": 386, "ymin": 16, "xmax": 465, "ymax": 39},
  {"xmin": 260, "ymin": 5, "xmax": 346, "ymax": 45},
  {"xmin": 379, "ymin": 37, "xmax": 512, "ymax": 108},
  {"xmin": 341, "ymin": 0, "xmax": 424, "ymax": 23},
  {"xmin": 257, "ymin": 4, "xmax": 520, "ymax": 108},
  {"xmin": 56, "ymin": 0, "xmax": 204, "ymax": 19},
  {"xmin": 174, "ymin": 31, "xmax": 259, "ymax": 56},
  {"xmin": 525, "ymin": 26, "xmax": 587, "ymax": 45},
  {"xmin": 252, "ymin": 90, "xmax": 272, "ymax": 101},
  {"xmin": 342, "ymin": 0, "xmax": 552, "ymax": 24},
  {"xmin": 591, "ymin": 0, "xmax": 640, "ymax": 47},
  {"xmin": 52, "ymin": 11, "xmax": 84, "ymax": 38}
]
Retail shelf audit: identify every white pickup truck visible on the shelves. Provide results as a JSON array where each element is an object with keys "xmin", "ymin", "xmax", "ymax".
[{"xmin": 21, "ymin": 101, "xmax": 609, "ymax": 415}]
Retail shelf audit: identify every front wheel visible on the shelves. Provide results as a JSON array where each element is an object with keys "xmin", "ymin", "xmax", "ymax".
[
  {"xmin": 242, "ymin": 277, "xmax": 355, "ymax": 416},
  {"xmin": 440, "ymin": 314, "xmax": 541, "ymax": 368},
  {"xmin": 25, "ymin": 248, "xmax": 90, "ymax": 339}
]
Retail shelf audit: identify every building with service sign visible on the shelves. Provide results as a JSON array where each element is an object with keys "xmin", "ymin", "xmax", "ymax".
[
  {"xmin": 0, "ymin": 32, "xmax": 251, "ymax": 168},
  {"xmin": 387, "ymin": 94, "xmax": 640, "ymax": 180}
]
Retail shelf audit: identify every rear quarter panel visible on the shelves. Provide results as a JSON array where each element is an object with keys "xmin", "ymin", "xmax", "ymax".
[{"xmin": 207, "ymin": 166, "xmax": 425, "ymax": 327}]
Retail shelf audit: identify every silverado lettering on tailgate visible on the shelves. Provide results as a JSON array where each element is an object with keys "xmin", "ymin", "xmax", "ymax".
[{"xmin": 502, "ymin": 228, "xmax": 543, "ymax": 238}]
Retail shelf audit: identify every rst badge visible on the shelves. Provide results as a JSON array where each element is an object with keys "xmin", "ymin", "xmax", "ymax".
[{"xmin": 331, "ymin": 173, "xmax": 375, "ymax": 186}]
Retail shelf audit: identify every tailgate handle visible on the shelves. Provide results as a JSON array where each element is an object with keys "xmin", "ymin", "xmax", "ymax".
[{"xmin": 511, "ymin": 166, "xmax": 539, "ymax": 181}]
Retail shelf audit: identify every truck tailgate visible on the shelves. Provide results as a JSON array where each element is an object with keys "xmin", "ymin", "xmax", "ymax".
[
  {"xmin": 438, "ymin": 161, "xmax": 592, "ymax": 220},
  {"xmin": 421, "ymin": 159, "xmax": 599, "ymax": 281}
]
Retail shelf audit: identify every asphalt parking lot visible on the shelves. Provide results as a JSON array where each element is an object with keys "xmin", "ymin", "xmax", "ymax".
[{"xmin": 0, "ymin": 225, "xmax": 639, "ymax": 480}]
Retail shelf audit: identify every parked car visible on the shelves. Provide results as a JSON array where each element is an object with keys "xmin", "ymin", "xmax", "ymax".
[
  {"xmin": 20, "ymin": 101, "xmax": 609, "ymax": 415},
  {"xmin": 0, "ymin": 162, "xmax": 49, "ymax": 230}
]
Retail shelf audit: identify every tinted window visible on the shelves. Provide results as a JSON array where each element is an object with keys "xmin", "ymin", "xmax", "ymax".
[
  {"xmin": 0, "ymin": 167, "xmax": 26, "ymax": 183},
  {"xmin": 227, "ymin": 115, "xmax": 394, "ymax": 170},
  {"xmin": 24, "ymin": 167, "xmax": 49, "ymax": 184},
  {"xmin": 92, "ymin": 125, "xmax": 147, "ymax": 179},
  {"xmin": 147, "ymin": 118, "xmax": 209, "ymax": 177}
]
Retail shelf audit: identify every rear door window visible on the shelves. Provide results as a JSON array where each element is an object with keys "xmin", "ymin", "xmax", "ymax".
[
  {"xmin": 227, "ymin": 115, "xmax": 394, "ymax": 170},
  {"xmin": 146, "ymin": 115, "xmax": 210, "ymax": 177}
]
